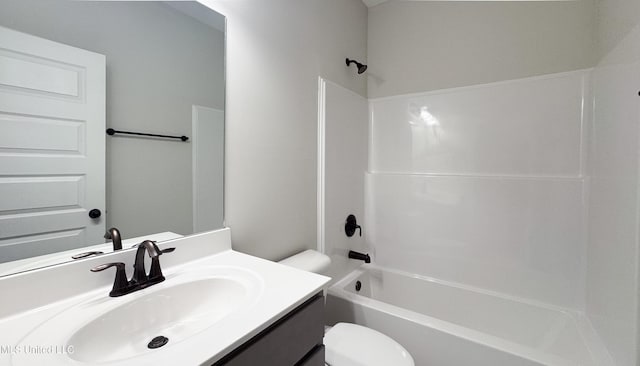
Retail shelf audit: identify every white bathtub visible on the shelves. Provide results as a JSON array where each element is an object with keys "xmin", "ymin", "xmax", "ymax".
[{"xmin": 325, "ymin": 265, "xmax": 612, "ymax": 366}]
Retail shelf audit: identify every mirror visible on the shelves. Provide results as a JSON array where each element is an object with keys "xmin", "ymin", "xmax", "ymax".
[{"xmin": 0, "ymin": 0, "xmax": 225, "ymax": 276}]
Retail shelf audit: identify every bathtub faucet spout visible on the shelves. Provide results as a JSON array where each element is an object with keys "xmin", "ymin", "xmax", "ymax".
[{"xmin": 348, "ymin": 250, "xmax": 371, "ymax": 263}]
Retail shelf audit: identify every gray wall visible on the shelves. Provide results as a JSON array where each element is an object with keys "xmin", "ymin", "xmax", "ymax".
[
  {"xmin": 202, "ymin": 0, "xmax": 368, "ymax": 261},
  {"xmin": 596, "ymin": 0, "xmax": 640, "ymax": 60},
  {"xmin": 0, "ymin": 0, "xmax": 225, "ymax": 238},
  {"xmin": 367, "ymin": 0, "xmax": 596, "ymax": 98}
]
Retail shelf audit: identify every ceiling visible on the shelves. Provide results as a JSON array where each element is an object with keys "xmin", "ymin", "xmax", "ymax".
[{"xmin": 163, "ymin": 1, "xmax": 225, "ymax": 32}]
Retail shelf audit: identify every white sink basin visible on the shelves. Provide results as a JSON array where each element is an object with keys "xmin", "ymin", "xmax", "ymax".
[
  {"xmin": 12, "ymin": 266, "xmax": 263, "ymax": 366},
  {"xmin": 69, "ymin": 278, "xmax": 247, "ymax": 363}
]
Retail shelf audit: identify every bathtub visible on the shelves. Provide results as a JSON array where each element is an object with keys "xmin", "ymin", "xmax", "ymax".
[{"xmin": 325, "ymin": 265, "xmax": 612, "ymax": 366}]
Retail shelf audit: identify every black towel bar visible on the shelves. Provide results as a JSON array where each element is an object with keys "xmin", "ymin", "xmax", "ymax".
[{"xmin": 106, "ymin": 128, "xmax": 189, "ymax": 142}]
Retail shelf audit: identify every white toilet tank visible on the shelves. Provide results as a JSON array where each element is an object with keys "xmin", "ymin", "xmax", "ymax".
[{"xmin": 278, "ymin": 249, "xmax": 331, "ymax": 274}]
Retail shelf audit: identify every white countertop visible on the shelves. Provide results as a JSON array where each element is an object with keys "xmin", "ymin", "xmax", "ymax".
[{"xmin": 0, "ymin": 229, "xmax": 330, "ymax": 366}]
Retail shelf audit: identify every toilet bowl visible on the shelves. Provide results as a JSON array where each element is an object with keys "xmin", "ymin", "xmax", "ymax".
[
  {"xmin": 279, "ymin": 250, "xmax": 415, "ymax": 366},
  {"xmin": 324, "ymin": 323, "xmax": 413, "ymax": 366}
]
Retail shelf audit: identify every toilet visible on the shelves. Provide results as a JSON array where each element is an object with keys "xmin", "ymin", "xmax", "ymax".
[{"xmin": 279, "ymin": 250, "xmax": 415, "ymax": 366}]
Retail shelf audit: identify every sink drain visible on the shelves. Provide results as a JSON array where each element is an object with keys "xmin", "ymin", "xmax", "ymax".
[{"xmin": 148, "ymin": 336, "xmax": 169, "ymax": 349}]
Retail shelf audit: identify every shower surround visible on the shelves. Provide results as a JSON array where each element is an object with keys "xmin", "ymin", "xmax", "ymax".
[
  {"xmin": 366, "ymin": 70, "xmax": 591, "ymax": 309},
  {"xmin": 320, "ymin": 68, "xmax": 633, "ymax": 364}
]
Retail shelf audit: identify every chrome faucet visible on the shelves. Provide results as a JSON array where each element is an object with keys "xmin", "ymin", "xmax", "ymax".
[
  {"xmin": 104, "ymin": 227, "xmax": 123, "ymax": 251},
  {"xmin": 91, "ymin": 240, "xmax": 175, "ymax": 297}
]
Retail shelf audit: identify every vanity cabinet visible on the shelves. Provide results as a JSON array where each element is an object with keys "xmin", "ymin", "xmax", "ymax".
[{"xmin": 213, "ymin": 294, "xmax": 325, "ymax": 366}]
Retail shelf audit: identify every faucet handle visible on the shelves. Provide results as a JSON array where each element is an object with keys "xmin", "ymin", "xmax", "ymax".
[
  {"xmin": 345, "ymin": 214, "xmax": 363, "ymax": 237},
  {"xmin": 91, "ymin": 262, "xmax": 131, "ymax": 297},
  {"xmin": 149, "ymin": 247, "xmax": 175, "ymax": 282},
  {"xmin": 91, "ymin": 262, "xmax": 124, "ymax": 272},
  {"xmin": 72, "ymin": 251, "xmax": 104, "ymax": 260}
]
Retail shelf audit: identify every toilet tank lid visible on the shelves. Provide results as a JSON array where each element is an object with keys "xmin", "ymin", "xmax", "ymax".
[
  {"xmin": 278, "ymin": 250, "xmax": 331, "ymax": 274},
  {"xmin": 324, "ymin": 323, "xmax": 415, "ymax": 366}
]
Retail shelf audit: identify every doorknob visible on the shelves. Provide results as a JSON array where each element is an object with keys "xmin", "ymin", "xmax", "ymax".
[{"xmin": 88, "ymin": 209, "xmax": 102, "ymax": 219}]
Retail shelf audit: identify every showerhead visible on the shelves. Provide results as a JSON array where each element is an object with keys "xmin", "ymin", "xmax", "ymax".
[{"xmin": 346, "ymin": 58, "xmax": 368, "ymax": 74}]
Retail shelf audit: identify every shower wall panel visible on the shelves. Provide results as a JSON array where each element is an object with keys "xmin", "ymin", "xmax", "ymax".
[{"xmin": 366, "ymin": 70, "xmax": 591, "ymax": 309}]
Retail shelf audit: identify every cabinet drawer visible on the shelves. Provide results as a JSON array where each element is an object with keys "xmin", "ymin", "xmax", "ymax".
[{"xmin": 213, "ymin": 294, "xmax": 324, "ymax": 366}]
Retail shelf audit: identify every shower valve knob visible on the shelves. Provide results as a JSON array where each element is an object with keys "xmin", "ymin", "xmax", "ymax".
[{"xmin": 345, "ymin": 214, "xmax": 362, "ymax": 237}]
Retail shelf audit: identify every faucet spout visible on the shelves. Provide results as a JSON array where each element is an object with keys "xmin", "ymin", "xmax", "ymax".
[
  {"xmin": 131, "ymin": 240, "xmax": 161, "ymax": 284},
  {"xmin": 104, "ymin": 227, "xmax": 123, "ymax": 251},
  {"xmin": 140, "ymin": 240, "xmax": 161, "ymax": 258},
  {"xmin": 348, "ymin": 250, "xmax": 371, "ymax": 263}
]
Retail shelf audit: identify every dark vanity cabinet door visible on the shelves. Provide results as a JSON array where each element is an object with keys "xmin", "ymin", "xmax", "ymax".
[
  {"xmin": 213, "ymin": 294, "xmax": 325, "ymax": 366},
  {"xmin": 297, "ymin": 345, "xmax": 325, "ymax": 366}
]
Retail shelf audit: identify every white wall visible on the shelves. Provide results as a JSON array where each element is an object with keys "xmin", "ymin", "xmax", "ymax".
[
  {"xmin": 367, "ymin": 70, "xmax": 590, "ymax": 308},
  {"xmin": 586, "ymin": 1, "xmax": 640, "ymax": 364},
  {"xmin": 201, "ymin": 0, "xmax": 368, "ymax": 260},
  {"xmin": 367, "ymin": 1, "xmax": 596, "ymax": 98},
  {"xmin": 0, "ymin": 0, "xmax": 226, "ymax": 238},
  {"xmin": 318, "ymin": 78, "xmax": 369, "ymax": 282}
]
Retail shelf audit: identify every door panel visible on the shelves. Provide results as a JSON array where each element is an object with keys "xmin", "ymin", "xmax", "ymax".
[
  {"xmin": 0, "ymin": 113, "xmax": 84, "ymax": 153},
  {"xmin": 0, "ymin": 52, "xmax": 81, "ymax": 97},
  {"xmin": 0, "ymin": 25, "xmax": 105, "ymax": 263},
  {"xmin": 0, "ymin": 229, "xmax": 84, "ymax": 263},
  {"xmin": 0, "ymin": 176, "xmax": 84, "ymax": 211}
]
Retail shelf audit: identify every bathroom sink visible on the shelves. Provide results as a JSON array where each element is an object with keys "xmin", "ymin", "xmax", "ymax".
[
  {"xmin": 12, "ymin": 266, "xmax": 263, "ymax": 366},
  {"xmin": 69, "ymin": 278, "xmax": 246, "ymax": 363}
]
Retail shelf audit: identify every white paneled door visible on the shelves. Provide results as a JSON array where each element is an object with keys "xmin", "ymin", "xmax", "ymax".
[{"xmin": 0, "ymin": 26, "xmax": 106, "ymax": 263}]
